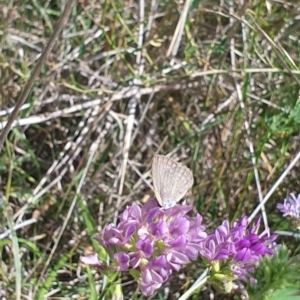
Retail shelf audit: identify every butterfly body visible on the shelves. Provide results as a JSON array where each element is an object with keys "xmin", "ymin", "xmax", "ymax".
[{"xmin": 151, "ymin": 155, "xmax": 194, "ymax": 208}]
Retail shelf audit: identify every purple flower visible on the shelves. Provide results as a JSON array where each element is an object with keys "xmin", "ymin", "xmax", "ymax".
[
  {"xmin": 136, "ymin": 238, "xmax": 153, "ymax": 258},
  {"xmin": 81, "ymin": 198, "xmax": 207, "ymax": 297},
  {"xmin": 140, "ymin": 268, "xmax": 165, "ymax": 297},
  {"xmin": 114, "ymin": 253, "xmax": 130, "ymax": 271},
  {"xmin": 80, "ymin": 253, "xmax": 107, "ymax": 270},
  {"xmin": 277, "ymin": 193, "xmax": 300, "ymax": 219},
  {"xmin": 139, "ymin": 256, "xmax": 171, "ymax": 297},
  {"xmin": 81, "ymin": 198, "xmax": 278, "ymax": 296},
  {"xmin": 200, "ymin": 216, "xmax": 277, "ymax": 281}
]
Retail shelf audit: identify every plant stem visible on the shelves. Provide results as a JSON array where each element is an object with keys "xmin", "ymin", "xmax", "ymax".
[{"xmin": 178, "ymin": 268, "xmax": 210, "ymax": 300}]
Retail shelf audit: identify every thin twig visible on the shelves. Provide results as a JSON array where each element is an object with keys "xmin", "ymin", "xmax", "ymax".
[
  {"xmin": 166, "ymin": 0, "xmax": 192, "ymax": 58},
  {"xmin": 14, "ymin": 108, "xmax": 96, "ymax": 222},
  {"xmin": 275, "ymin": 230, "xmax": 300, "ymax": 238},
  {"xmin": 178, "ymin": 268, "xmax": 210, "ymax": 300},
  {"xmin": 229, "ymin": 0, "xmax": 268, "ymax": 230},
  {"xmin": 32, "ymin": 121, "xmax": 111, "ymax": 298},
  {"xmin": 0, "ymin": 218, "xmax": 37, "ymax": 240},
  {"xmin": 116, "ymin": 0, "xmax": 145, "ymax": 221},
  {"xmin": 249, "ymin": 150, "xmax": 300, "ymax": 222},
  {"xmin": 0, "ymin": 0, "xmax": 76, "ymax": 151}
]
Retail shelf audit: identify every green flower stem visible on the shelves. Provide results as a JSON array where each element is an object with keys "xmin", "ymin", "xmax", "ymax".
[
  {"xmin": 98, "ymin": 280, "xmax": 113, "ymax": 300},
  {"xmin": 178, "ymin": 267, "xmax": 210, "ymax": 300}
]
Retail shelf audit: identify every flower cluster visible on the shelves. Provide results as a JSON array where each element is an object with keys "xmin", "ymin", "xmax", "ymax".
[
  {"xmin": 277, "ymin": 193, "xmax": 300, "ymax": 219},
  {"xmin": 81, "ymin": 199, "xmax": 278, "ymax": 297},
  {"xmin": 81, "ymin": 198, "xmax": 207, "ymax": 297},
  {"xmin": 200, "ymin": 216, "xmax": 277, "ymax": 284}
]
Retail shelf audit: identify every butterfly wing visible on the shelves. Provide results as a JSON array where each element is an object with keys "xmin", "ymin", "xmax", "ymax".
[{"xmin": 152, "ymin": 155, "xmax": 194, "ymax": 208}]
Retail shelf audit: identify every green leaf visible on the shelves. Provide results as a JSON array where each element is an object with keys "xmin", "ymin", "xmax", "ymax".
[
  {"xmin": 248, "ymin": 245, "xmax": 300, "ymax": 300},
  {"xmin": 269, "ymin": 288, "xmax": 300, "ymax": 300}
]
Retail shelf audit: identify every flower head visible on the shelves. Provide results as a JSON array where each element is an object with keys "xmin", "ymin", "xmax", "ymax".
[
  {"xmin": 81, "ymin": 199, "xmax": 278, "ymax": 297},
  {"xmin": 277, "ymin": 193, "xmax": 300, "ymax": 219},
  {"xmin": 81, "ymin": 198, "xmax": 207, "ymax": 297},
  {"xmin": 200, "ymin": 216, "xmax": 277, "ymax": 283}
]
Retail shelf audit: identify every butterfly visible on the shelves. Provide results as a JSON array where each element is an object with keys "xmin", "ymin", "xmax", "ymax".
[{"xmin": 151, "ymin": 155, "xmax": 194, "ymax": 208}]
